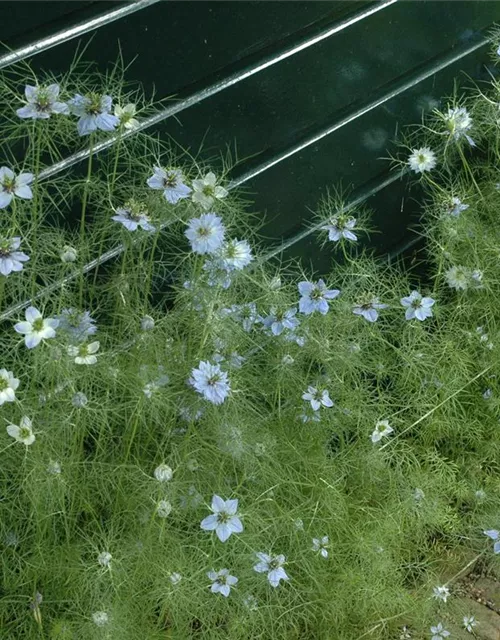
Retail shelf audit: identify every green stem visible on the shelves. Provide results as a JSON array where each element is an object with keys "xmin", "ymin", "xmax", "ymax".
[{"xmin": 79, "ymin": 136, "xmax": 94, "ymax": 306}]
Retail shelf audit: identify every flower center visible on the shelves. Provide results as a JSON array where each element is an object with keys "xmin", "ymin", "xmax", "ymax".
[
  {"xmin": 86, "ymin": 93, "xmax": 103, "ymax": 115},
  {"xmin": 207, "ymin": 374, "xmax": 221, "ymax": 387},
  {"xmin": 202, "ymin": 185, "xmax": 213, "ymax": 196},
  {"xmin": 2, "ymin": 177, "xmax": 15, "ymax": 193},
  {"xmin": 0, "ymin": 378, "xmax": 7, "ymax": 391},
  {"xmin": 19, "ymin": 426, "xmax": 31, "ymax": 439},
  {"xmin": 32, "ymin": 318, "xmax": 44, "ymax": 331},
  {"xmin": 163, "ymin": 174, "xmax": 177, "ymax": 188}
]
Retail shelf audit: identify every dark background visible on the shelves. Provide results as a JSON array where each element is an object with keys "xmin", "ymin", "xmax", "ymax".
[{"xmin": 1, "ymin": 0, "xmax": 499, "ymax": 273}]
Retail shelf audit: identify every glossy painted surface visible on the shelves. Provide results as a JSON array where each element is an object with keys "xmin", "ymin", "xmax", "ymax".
[{"xmin": 1, "ymin": 1, "xmax": 499, "ymax": 272}]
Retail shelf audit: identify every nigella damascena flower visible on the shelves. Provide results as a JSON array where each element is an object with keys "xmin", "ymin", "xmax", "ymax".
[
  {"xmin": 185, "ymin": 213, "xmax": 226, "ymax": 255},
  {"xmin": 253, "ymin": 553, "xmax": 289, "ymax": 587},
  {"xmin": 298, "ymin": 279, "xmax": 340, "ymax": 315},
  {"xmin": 56, "ymin": 308, "xmax": 97, "ymax": 342},
  {"xmin": 190, "ymin": 361, "xmax": 230, "ymax": 405},
  {"xmin": 200, "ymin": 495, "xmax": 243, "ymax": 542},
  {"xmin": 154, "ymin": 463, "xmax": 173, "ymax": 482},
  {"xmin": 352, "ymin": 297, "xmax": 388, "ymax": 322},
  {"xmin": 67, "ymin": 341, "xmax": 100, "ymax": 365},
  {"xmin": 60, "ymin": 245, "xmax": 77, "ymax": 263},
  {"xmin": 371, "ymin": 419, "xmax": 393, "ymax": 443},
  {"xmin": 192, "ymin": 172, "xmax": 228, "ymax": 209},
  {"xmin": 484, "ymin": 529, "xmax": 500, "ymax": 554},
  {"xmin": 219, "ymin": 239, "xmax": 253, "ymax": 270},
  {"xmin": 262, "ymin": 307, "xmax": 300, "ymax": 336},
  {"xmin": 224, "ymin": 303, "xmax": 260, "ymax": 332},
  {"xmin": 68, "ymin": 93, "xmax": 119, "ymax": 136},
  {"xmin": 72, "ymin": 392, "xmax": 88, "ymax": 408},
  {"xmin": 169, "ymin": 572, "xmax": 182, "ymax": 585},
  {"xmin": 0, "ymin": 369, "xmax": 19, "ymax": 405},
  {"xmin": 430, "ymin": 622, "xmax": 450, "ymax": 640},
  {"xmin": 16, "ymin": 84, "xmax": 69, "ymax": 119},
  {"xmin": 445, "ymin": 265, "xmax": 483, "ymax": 291},
  {"xmin": 92, "ymin": 611, "xmax": 109, "ymax": 627},
  {"xmin": 14, "ymin": 306, "xmax": 59, "ymax": 349},
  {"xmin": 47, "ymin": 460, "xmax": 62, "ymax": 474},
  {"xmin": 114, "ymin": 103, "xmax": 139, "ymax": 130},
  {"xmin": 432, "ymin": 585, "xmax": 450, "ymax": 603},
  {"xmin": 400, "ymin": 291, "xmax": 435, "ymax": 321},
  {"xmin": 97, "ymin": 551, "xmax": 112, "ymax": 568},
  {"xmin": 208, "ymin": 569, "xmax": 238, "ymax": 597},
  {"xmin": 203, "ymin": 257, "xmax": 232, "ymax": 289},
  {"xmin": 302, "ymin": 386, "xmax": 333, "ymax": 411},
  {"xmin": 0, "ymin": 236, "xmax": 29, "ymax": 276},
  {"xmin": 156, "ymin": 500, "xmax": 173, "ymax": 518},
  {"xmin": 462, "ymin": 615, "xmax": 477, "ymax": 633},
  {"xmin": 311, "ymin": 536, "xmax": 329, "ymax": 558},
  {"xmin": 444, "ymin": 106, "xmax": 475, "ymax": 146},
  {"xmin": 7, "ymin": 416, "xmax": 35, "ymax": 445},
  {"xmin": 147, "ymin": 166, "xmax": 191, "ymax": 204},
  {"xmin": 446, "ymin": 196, "xmax": 469, "ymax": 217},
  {"xmin": 111, "ymin": 204, "xmax": 155, "ymax": 232},
  {"xmin": 408, "ymin": 147, "xmax": 437, "ymax": 174},
  {"xmin": 321, "ymin": 215, "xmax": 358, "ymax": 242},
  {"xmin": 0, "ymin": 167, "xmax": 33, "ymax": 209}
]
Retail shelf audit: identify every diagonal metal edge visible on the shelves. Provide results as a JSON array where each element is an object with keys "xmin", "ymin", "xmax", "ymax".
[
  {"xmin": 0, "ymin": 28, "xmax": 492, "ymax": 321},
  {"xmin": 38, "ymin": 0, "xmax": 399, "ymax": 181},
  {"xmin": 0, "ymin": 0, "xmax": 162, "ymax": 70}
]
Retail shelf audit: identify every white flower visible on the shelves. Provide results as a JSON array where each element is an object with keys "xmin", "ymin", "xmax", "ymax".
[
  {"xmin": 185, "ymin": 213, "xmax": 225, "ymax": 254},
  {"xmin": 294, "ymin": 518, "xmax": 304, "ymax": 531},
  {"xmin": 282, "ymin": 354, "xmax": 295, "ymax": 365},
  {"xmin": 192, "ymin": 172, "xmax": 228, "ymax": 209},
  {"xmin": 17, "ymin": 84, "xmax": 68, "ymax": 119},
  {"xmin": 432, "ymin": 585, "xmax": 450, "ymax": 603},
  {"xmin": 321, "ymin": 215, "xmax": 357, "ymax": 242},
  {"xmin": 114, "ymin": 103, "xmax": 139, "ymax": 130},
  {"xmin": 0, "ymin": 369, "xmax": 20, "ymax": 405},
  {"xmin": 463, "ymin": 615, "xmax": 477, "ymax": 633},
  {"xmin": 140, "ymin": 315, "xmax": 155, "ymax": 331},
  {"xmin": 147, "ymin": 166, "xmax": 191, "ymax": 204},
  {"xmin": 414, "ymin": 488, "xmax": 425, "ymax": 502},
  {"xmin": 72, "ymin": 392, "xmax": 88, "ymax": 408},
  {"xmin": 0, "ymin": 237, "xmax": 29, "ymax": 275},
  {"xmin": 169, "ymin": 572, "xmax": 182, "ymax": 585},
  {"xmin": 47, "ymin": 460, "xmax": 62, "ymax": 474},
  {"xmin": 67, "ymin": 341, "xmax": 100, "ymax": 365},
  {"xmin": 156, "ymin": 500, "xmax": 172, "ymax": 518},
  {"xmin": 371, "ymin": 419, "xmax": 394, "ymax": 443},
  {"xmin": 207, "ymin": 568, "xmax": 238, "ymax": 597},
  {"xmin": 190, "ymin": 361, "xmax": 230, "ymax": 405},
  {"xmin": 243, "ymin": 594, "xmax": 258, "ymax": 610},
  {"xmin": 312, "ymin": 536, "xmax": 329, "ymax": 558},
  {"xmin": 219, "ymin": 239, "xmax": 253, "ymax": 270},
  {"xmin": 7, "ymin": 416, "xmax": 35, "ymax": 445},
  {"xmin": 408, "ymin": 147, "xmax": 437, "ymax": 174},
  {"xmin": 444, "ymin": 107, "xmax": 475, "ymax": 145},
  {"xmin": 14, "ymin": 306, "xmax": 59, "ymax": 349},
  {"xmin": 68, "ymin": 93, "xmax": 119, "ymax": 136},
  {"xmin": 0, "ymin": 167, "xmax": 33, "ymax": 208},
  {"xmin": 92, "ymin": 611, "xmax": 109, "ymax": 627},
  {"xmin": 200, "ymin": 495, "xmax": 243, "ymax": 542},
  {"xmin": 154, "ymin": 463, "xmax": 173, "ymax": 482},
  {"xmin": 430, "ymin": 622, "xmax": 450, "ymax": 639},
  {"xmin": 352, "ymin": 298, "xmax": 388, "ymax": 322},
  {"xmin": 298, "ymin": 280, "xmax": 340, "ymax": 315},
  {"xmin": 60, "ymin": 245, "xmax": 77, "ymax": 263},
  {"xmin": 97, "ymin": 551, "xmax": 112, "ymax": 568},
  {"xmin": 253, "ymin": 552, "xmax": 289, "ymax": 587},
  {"xmin": 445, "ymin": 265, "xmax": 482, "ymax": 291},
  {"xmin": 302, "ymin": 386, "xmax": 334, "ymax": 411},
  {"xmin": 400, "ymin": 291, "xmax": 435, "ymax": 321},
  {"xmin": 111, "ymin": 206, "xmax": 155, "ymax": 232}
]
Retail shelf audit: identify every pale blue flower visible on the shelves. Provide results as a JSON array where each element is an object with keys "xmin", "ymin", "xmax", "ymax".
[
  {"xmin": 321, "ymin": 216, "xmax": 357, "ymax": 242},
  {"xmin": 111, "ymin": 207, "xmax": 155, "ymax": 232},
  {"xmin": 147, "ymin": 167, "xmax": 191, "ymax": 204},
  {"xmin": 298, "ymin": 280, "xmax": 340, "ymax": 315},
  {"xmin": 312, "ymin": 536, "xmax": 329, "ymax": 558},
  {"xmin": 401, "ymin": 291, "xmax": 435, "ymax": 321},
  {"xmin": 463, "ymin": 615, "xmax": 477, "ymax": 633},
  {"xmin": 0, "ymin": 237, "xmax": 29, "ymax": 276},
  {"xmin": 0, "ymin": 167, "xmax": 33, "ymax": 208},
  {"xmin": 302, "ymin": 386, "xmax": 333, "ymax": 411},
  {"xmin": 253, "ymin": 553, "xmax": 289, "ymax": 587},
  {"xmin": 14, "ymin": 306, "xmax": 59, "ymax": 349},
  {"xmin": 484, "ymin": 529, "xmax": 500, "ymax": 553},
  {"xmin": 445, "ymin": 106, "xmax": 475, "ymax": 146},
  {"xmin": 68, "ymin": 93, "xmax": 119, "ymax": 136},
  {"xmin": 353, "ymin": 298, "xmax": 387, "ymax": 322},
  {"xmin": 200, "ymin": 495, "xmax": 243, "ymax": 542},
  {"xmin": 203, "ymin": 257, "xmax": 232, "ymax": 289},
  {"xmin": 432, "ymin": 585, "xmax": 450, "ymax": 603},
  {"xmin": 72, "ymin": 392, "xmax": 88, "ymax": 408},
  {"xmin": 185, "ymin": 213, "xmax": 225, "ymax": 255},
  {"xmin": 262, "ymin": 307, "xmax": 299, "ymax": 336},
  {"xmin": 57, "ymin": 308, "xmax": 97, "ymax": 342},
  {"xmin": 190, "ymin": 361, "xmax": 230, "ymax": 405},
  {"xmin": 224, "ymin": 303, "xmax": 260, "ymax": 332},
  {"xmin": 430, "ymin": 622, "xmax": 450, "ymax": 639},
  {"xmin": 207, "ymin": 568, "xmax": 238, "ymax": 597},
  {"xmin": 17, "ymin": 84, "xmax": 68, "ymax": 119},
  {"xmin": 447, "ymin": 196, "xmax": 469, "ymax": 217}
]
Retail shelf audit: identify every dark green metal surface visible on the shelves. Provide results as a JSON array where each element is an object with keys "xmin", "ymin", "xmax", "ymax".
[{"xmin": 1, "ymin": 1, "xmax": 499, "ymax": 273}]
